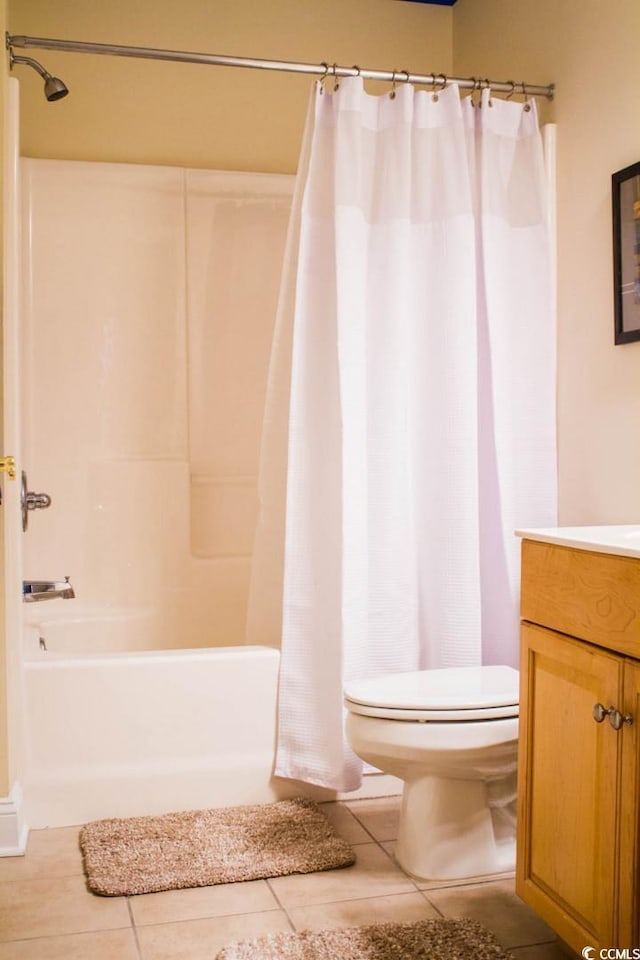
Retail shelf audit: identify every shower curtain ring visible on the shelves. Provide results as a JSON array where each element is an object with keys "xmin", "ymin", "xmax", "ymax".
[
  {"xmin": 318, "ymin": 61, "xmax": 329, "ymax": 94},
  {"xmin": 332, "ymin": 62, "xmax": 340, "ymax": 92},
  {"xmin": 471, "ymin": 77, "xmax": 481, "ymax": 107},
  {"xmin": 521, "ymin": 81, "xmax": 531, "ymax": 111},
  {"xmin": 506, "ymin": 80, "xmax": 516, "ymax": 101},
  {"xmin": 484, "ymin": 77, "xmax": 493, "ymax": 107},
  {"xmin": 390, "ymin": 69, "xmax": 400, "ymax": 99},
  {"xmin": 432, "ymin": 73, "xmax": 446, "ymax": 102}
]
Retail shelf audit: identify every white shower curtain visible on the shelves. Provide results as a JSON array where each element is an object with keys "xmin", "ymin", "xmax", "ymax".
[{"xmin": 246, "ymin": 78, "xmax": 556, "ymax": 792}]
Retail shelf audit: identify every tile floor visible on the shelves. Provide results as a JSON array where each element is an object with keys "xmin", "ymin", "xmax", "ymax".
[{"xmin": 0, "ymin": 796, "xmax": 570, "ymax": 960}]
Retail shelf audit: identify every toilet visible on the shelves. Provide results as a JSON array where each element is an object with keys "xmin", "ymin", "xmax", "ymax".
[{"xmin": 344, "ymin": 664, "xmax": 519, "ymax": 882}]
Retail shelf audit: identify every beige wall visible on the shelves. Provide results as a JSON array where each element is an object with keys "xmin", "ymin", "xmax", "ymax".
[
  {"xmin": 454, "ymin": 0, "xmax": 640, "ymax": 525},
  {"xmin": 8, "ymin": 0, "xmax": 452, "ymax": 173}
]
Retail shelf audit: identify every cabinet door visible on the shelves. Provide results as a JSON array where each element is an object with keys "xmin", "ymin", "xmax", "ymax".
[
  {"xmin": 517, "ymin": 622, "xmax": 623, "ymax": 951},
  {"xmin": 619, "ymin": 658, "xmax": 640, "ymax": 946}
]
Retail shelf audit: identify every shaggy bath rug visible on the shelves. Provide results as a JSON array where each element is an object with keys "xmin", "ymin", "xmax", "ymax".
[
  {"xmin": 79, "ymin": 797, "xmax": 355, "ymax": 897},
  {"xmin": 214, "ymin": 917, "xmax": 514, "ymax": 960}
]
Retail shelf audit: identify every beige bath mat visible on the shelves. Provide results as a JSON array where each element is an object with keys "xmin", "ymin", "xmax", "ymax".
[
  {"xmin": 79, "ymin": 797, "xmax": 355, "ymax": 896},
  {"xmin": 215, "ymin": 917, "xmax": 514, "ymax": 960}
]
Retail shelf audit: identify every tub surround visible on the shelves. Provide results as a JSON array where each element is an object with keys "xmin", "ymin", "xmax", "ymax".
[
  {"xmin": 21, "ymin": 159, "xmax": 293, "ymax": 651},
  {"xmin": 516, "ymin": 526, "xmax": 640, "ymax": 951}
]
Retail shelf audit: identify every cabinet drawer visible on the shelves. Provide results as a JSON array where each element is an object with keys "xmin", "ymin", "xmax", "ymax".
[{"xmin": 520, "ymin": 539, "xmax": 640, "ymax": 657}]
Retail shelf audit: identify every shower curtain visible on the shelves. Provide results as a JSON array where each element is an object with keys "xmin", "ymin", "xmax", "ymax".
[{"xmin": 246, "ymin": 77, "xmax": 556, "ymax": 792}]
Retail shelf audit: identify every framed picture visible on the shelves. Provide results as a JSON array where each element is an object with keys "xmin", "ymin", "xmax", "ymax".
[{"xmin": 612, "ymin": 161, "xmax": 640, "ymax": 344}]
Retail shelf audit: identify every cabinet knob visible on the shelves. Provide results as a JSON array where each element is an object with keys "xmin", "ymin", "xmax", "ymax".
[
  {"xmin": 608, "ymin": 709, "xmax": 633, "ymax": 731},
  {"xmin": 592, "ymin": 702, "xmax": 633, "ymax": 730},
  {"xmin": 592, "ymin": 702, "xmax": 612, "ymax": 723}
]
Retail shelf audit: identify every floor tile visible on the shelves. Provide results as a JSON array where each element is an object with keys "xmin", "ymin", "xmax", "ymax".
[
  {"xmin": 268, "ymin": 842, "xmax": 415, "ymax": 909},
  {"xmin": 344, "ymin": 796, "xmax": 401, "ymax": 842},
  {"xmin": 130, "ymin": 878, "xmax": 279, "ymax": 926},
  {"xmin": 319, "ymin": 802, "xmax": 372, "ymax": 845},
  {"xmin": 136, "ymin": 909, "xmax": 291, "ymax": 960},
  {"xmin": 424, "ymin": 878, "xmax": 556, "ymax": 949},
  {"xmin": 0, "ymin": 875, "xmax": 130, "ymax": 942},
  {"xmin": 288, "ymin": 890, "xmax": 440, "ymax": 931},
  {"xmin": 0, "ymin": 827, "xmax": 83, "ymax": 883},
  {"xmin": 0, "ymin": 927, "xmax": 139, "ymax": 960}
]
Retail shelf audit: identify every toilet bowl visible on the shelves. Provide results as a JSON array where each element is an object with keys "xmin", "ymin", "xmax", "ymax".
[{"xmin": 344, "ymin": 665, "xmax": 519, "ymax": 882}]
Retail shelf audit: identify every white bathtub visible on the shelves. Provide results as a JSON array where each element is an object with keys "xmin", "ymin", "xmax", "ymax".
[{"xmin": 21, "ymin": 615, "xmax": 295, "ymax": 828}]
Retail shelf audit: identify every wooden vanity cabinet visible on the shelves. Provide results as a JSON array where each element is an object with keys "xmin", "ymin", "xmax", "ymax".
[{"xmin": 516, "ymin": 539, "xmax": 640, "ymax": 953}]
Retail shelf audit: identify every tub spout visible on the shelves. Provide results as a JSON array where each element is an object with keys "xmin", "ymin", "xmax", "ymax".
[{"xmin": 23, "ymin": 577, "xmax": 75, "ymax": 602}]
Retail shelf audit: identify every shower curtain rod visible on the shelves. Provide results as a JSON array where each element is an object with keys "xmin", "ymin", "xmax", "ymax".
[{"xmin": 6, "ymin": 33, "xmax": 555, "ymax": 100}]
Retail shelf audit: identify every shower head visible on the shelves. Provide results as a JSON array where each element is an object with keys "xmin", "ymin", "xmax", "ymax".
[
  {"xmin": 43, "ymin": 73, "xmax": 69, "ymax": 102},
  {"xmin": 9, "ymin": 51, "xmax": 69, "ymax": 101}
]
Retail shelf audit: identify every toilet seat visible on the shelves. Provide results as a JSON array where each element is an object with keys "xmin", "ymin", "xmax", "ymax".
[{"xmin": 344, "ymin": 665, "xmax": 519, "ymax": 722}]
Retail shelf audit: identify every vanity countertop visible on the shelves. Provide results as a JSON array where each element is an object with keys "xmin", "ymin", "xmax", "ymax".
[{"xmin": 515, "ymin": 524, "xmax": 640, "ymax": 560}]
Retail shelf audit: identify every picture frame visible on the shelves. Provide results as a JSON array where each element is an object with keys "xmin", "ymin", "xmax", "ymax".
[{"xmin": 612, "ymin": 160, "xmax": 640, "ymax": 344}]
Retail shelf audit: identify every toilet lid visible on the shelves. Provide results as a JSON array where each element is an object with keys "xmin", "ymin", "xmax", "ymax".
[{"xmin": 344, "ymin": 665, "xmax": 519, "ymax": 721}]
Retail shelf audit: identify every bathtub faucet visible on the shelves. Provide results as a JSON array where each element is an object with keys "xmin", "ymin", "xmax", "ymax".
[{"xmin": 22, "ymin": 577, "xmax": 75, "ymax": 602}]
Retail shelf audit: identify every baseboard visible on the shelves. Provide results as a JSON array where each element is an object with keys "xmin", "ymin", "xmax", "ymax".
[{"xmin": 0, "ymin": 782, "xmax": 29, "ymax": 857}]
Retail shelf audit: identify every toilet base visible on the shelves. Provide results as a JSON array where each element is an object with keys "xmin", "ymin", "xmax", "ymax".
[{"xmin": 395, "ymin": 773, "xmax": 516, "ymax": 881}]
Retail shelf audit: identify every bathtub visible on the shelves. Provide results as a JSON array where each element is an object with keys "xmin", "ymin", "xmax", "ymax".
[{"xmin": 21, "ymin": 613, "xmax": 295, "ymax": 828}]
